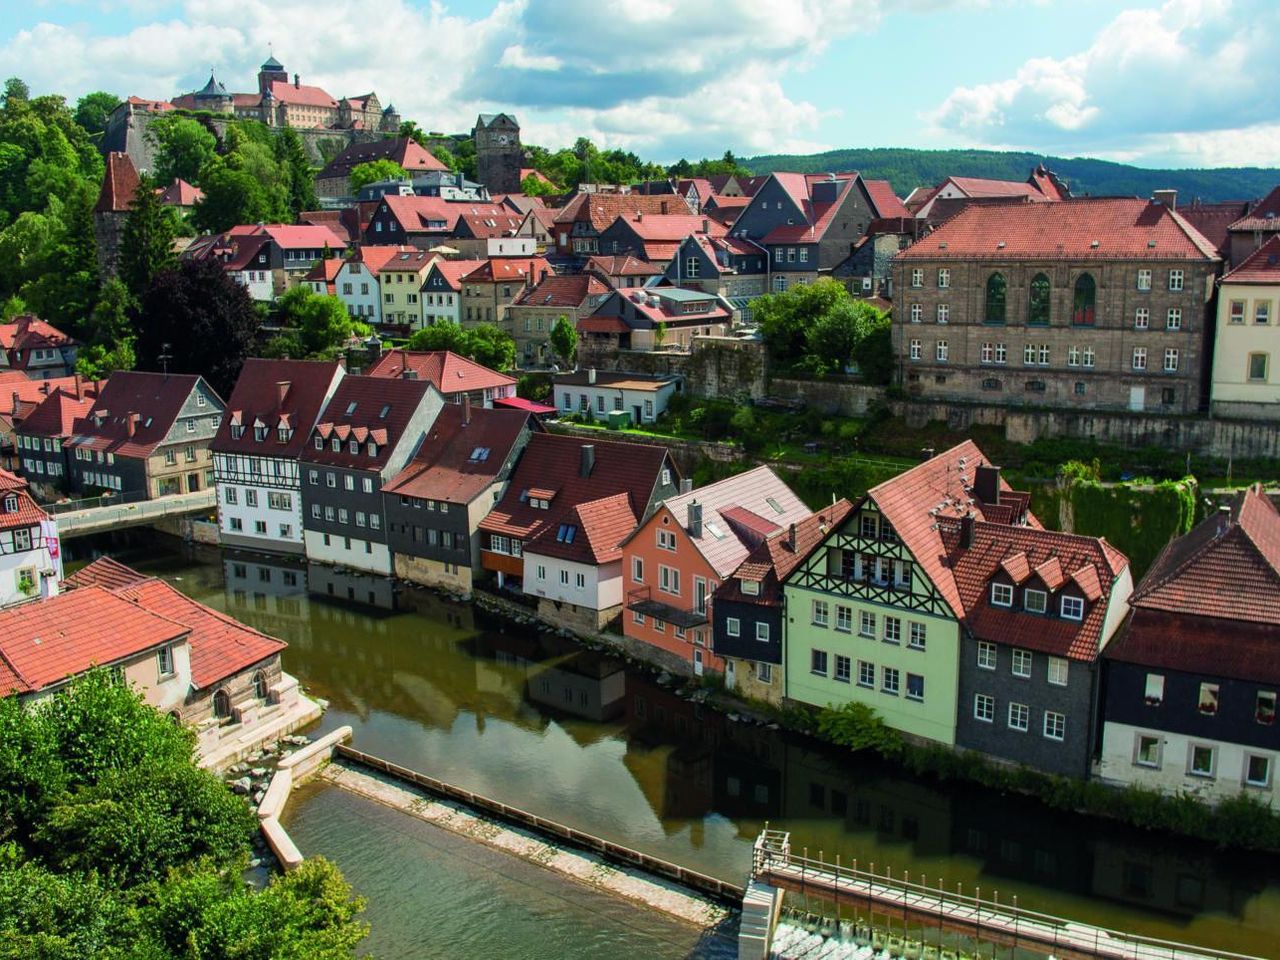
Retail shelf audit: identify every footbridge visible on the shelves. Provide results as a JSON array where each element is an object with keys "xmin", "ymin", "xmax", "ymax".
[{"xmin": 50, "ymin": 488, "xmax": 217, "ymax": 539}]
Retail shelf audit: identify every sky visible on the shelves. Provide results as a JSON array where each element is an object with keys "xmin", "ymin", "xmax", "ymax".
[{"xmin": 2, "ymin": 0, "xmax": 1277, "ymax": 168}]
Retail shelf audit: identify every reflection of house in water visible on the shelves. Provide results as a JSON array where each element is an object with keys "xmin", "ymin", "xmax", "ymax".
[
  {"xmin": 715, "ymin": 722, "xmax": 786, "ymax": 823},
  {"xmin": 223, "ymin": 552, "xmax": 311, "ymax": 635},
  {"xmin": 1088, "ymin": 842, "xmax": 1263, "ymax": 920},
  {"xmin": 526, "ymin": 653, "xmax": 625, "ymax": 724},
  {"xmin": 950, "ymin": 791, "xmax": 1095, "ymax": 894},
  {"xmin": 307, "ymin": 561, "xmax": 395, "ymax": 609}
]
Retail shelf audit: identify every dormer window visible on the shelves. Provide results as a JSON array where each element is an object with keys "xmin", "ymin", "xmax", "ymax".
[
  {"xmin": 555, "ymin": 523, "xmax": 577, "ymax": 543},
  {"xmin": 232, "ymin": 425, "xmax": 245, "ymax": 439},
  {"xmin": 349, "ymin": 440, "xmax": 359, "ymax": 455},
  {"xmin": 1060, "ymin": 595, "xmax": 1084, "ymax": 620},
  {"xmin": 1023, "ymin": 588, "xmax": 1047, "ymax": 614},
  {"xmin": 277, "ymin": 427, "xmax": 291, "ymax": 443},
  {"xmin": 331, "ymin": 438, "xmax": 340, "ymax": 452},
  {"xmin": 741, "ymin": 579, "xmax": 759, "ymax": 596},
  {"xmin": 367, "ymin": 443, "xmax": 378, "ymax": 457},
  {"xmin": 254, "ymin": 426, "xmax": 267, "ymax": 441},
  {"xmin": 314, "ymin": 436, "xmax": 323, "ymax": 449},
  {"xmin": 991, "ymin": 583, "xmax": 1013, "ymax": 607},
  {"xmin": 2, "ymin": 494, "xmax": 17, "ymax": 514}
]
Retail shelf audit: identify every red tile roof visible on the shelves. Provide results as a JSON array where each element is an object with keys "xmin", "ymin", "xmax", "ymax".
[
  {"xmin": 1, "ymin": 375, "xmax": 86, "ymax": 422},
  {"xmin": 16, "ymin": 384, "xmax": 100, "ymax": 439},
  {"xmin": 365, "ymin": 350, "xmax": 515, "ymax": 394},
  {"xmin": 761, "ymin": 176, "xmax": 857, "ymax": 244},
  {"xmin": 0, "ymin": 482, "xmax": 48, "ymax": 533},
  {"xmin": 1128, "ymin": 485, "xmax": 1280, "ymax": 625},
  {"xmin": 864, "ymin": 179, "xmax": 910, "ymax": 219},
  {"xmin": 423, "ymin": 258, "xmax": 487, "ymax": 290},
  {"xmin": 318, "ymin": 137, "xmax": 447, "ymax": 180},
  {"xmin": 157, "ymin": 178, "xmax": 203, "ymax": 207},
  {"xmin": 480, "ymin": 433, "xmax": 675, "ymax": 565},
  {"xmin": 720, "ymin": 500, "xmax": 854, "ymax": 606},
  {"xmin": 380, "ymin": 196, "xmax": 510, "ymax": 235},
  {"xmin": 1228, "ymin": 185, "xmax": 1280, "ymax": 232},
  {"xmin": 1107, "ymin": 607, "xmax": 1280, "ymax": 685},
  {"xmin": 265, "ymin": 79, "xmax": 337, "ymax": 109},
  {"xmin": 0, "ymin": 315, "xmax": 74, "ymax": 353},
  {"xmin": 554, "ymin": 193, "xmax": 690, "ymax": 232},
  {"xmin": 1222, "ymin": 234, "xmax": 1280, "ymax": 284},
  {"xmin": 213, "ymin": 358, "xmax": 343, "ymax": 459},
  {"xmin": 616, "ymin": 213, "xmax": 727, "ymax": 242},
  {"xmin": 0, "ymin": 586, "xmax": 189, "ymax": 695},
  {"xmin": 585, "ymin": 255, "xmax": 663, "ymax": 277},
  {"xmin": 95, "ymin": 152, "xmax": 141, "ymax": 214},
  {"xmin": 302, "ymin": 375, "xmax": 435, "ymax": 470},
  {"xmin": 304, "ymin": 258, "xmax": 343, "ymax": 293},
  {"xmin": 578, "ymin": 315, "xmax": 630, "ymax": 334},
  {"xmin": 528, "ymin": 491, "xmax": 637, "ymax": 565},
  {"xmin": 346, "ymin": 244, "xmax": 418, "ymax": 278},
  {"xmin": 62, "ymin": 555, "xmax": 145, "ymax": 592},
  {"xmin": 895, "ymin": 198, "xmax": 1221, "ymax": 261},
  {"xmin": 514, "ymin": 273, "xmax": 610, "ymax": 309},
  {"xmin": 460, "ymin": 256, "xmax": 552, "ymax": 284},
  {"xmin": 67, "ymin": 372, "xmax": 210, "ymax": 459},
  {"xmin": 383, "ymin": 404, "xmax": 534, "ymax": 504},
  {"xmin": 1179, "ymin": 200, "xmax": 1250, "ymax": 259},
  {"xmin": 0, "ymin": 467, "xmax": 24, "ymax": 491},
  {"xmin": 454, "ymin": 212, "xmax": 527, "ymax": 238},
  {"xmin": 259, "ymin": 224, "xmax": 347, "ymax": 250}
]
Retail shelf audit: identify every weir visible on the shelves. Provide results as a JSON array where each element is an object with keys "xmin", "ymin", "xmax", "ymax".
[{"xmin": 749, "ymin": 828, "xmax": 1262, "ymax": 960}]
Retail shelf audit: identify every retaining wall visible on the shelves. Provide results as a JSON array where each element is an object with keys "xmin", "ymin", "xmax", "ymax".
[{"xmin": 258, "ymin": 725, "xmax": 353, "ymax": 871}]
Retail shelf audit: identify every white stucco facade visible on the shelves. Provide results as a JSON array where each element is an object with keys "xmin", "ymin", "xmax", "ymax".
[
  {"xmin": 215, "ymin": 455, "xmax": 305, "ymax": 554},
  {"xmin": 0, "ymin": 518, "xmax": 61, "ymax": 609},
  {"xmin": 303, "ymin": 529, "xmax": 393, "ymax": 575},
  {"xmin": 554, "ymin": 380, "xmax": 678, "ymax": 425},
  {"xmin": 1210, "ymin": 279, "xmax": 1280, "ymax": 417},
  {"xmin": 231, "ymin": 268, "xmax": 275, "ymax": 302},
  {"xmin": 335, "ymin": 262, "xmax": 382, "ymax": 322},
  {"xmin": 523, "ymin": 553, "xmax": 622, "ymax": 612}
]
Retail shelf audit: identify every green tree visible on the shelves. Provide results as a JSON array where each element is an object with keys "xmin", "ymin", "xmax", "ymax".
[
  {"xmin": 276, "ymin": 285, "xmax": 355, "ymax": 357},
  {"xmin": 119, "ymin": 173, "xmax": 176, "ymax": 303},
  {"xmin": 193, "ymin": 160, "xmax": 277, "ymax": 232},
  {"xmin": 467, "ymin": 322, "xmax": 516, "ymax": 371},
  {"xmin": 75, "ymin": 278, "xmax": 136, "ymax": 379},
  {"xmin": 73, "ymin": 91, "xmax": 121, "ymax": 140},
  {"xmin": 755, "ymin": 278, "xmax": 849, "ymax": 365},
  {"xmin": 17, "ymin": 180, "xmax": 100, "ymax": 331},
  {"xmin": 406, "ymin": 319, "xmax": 469, "ymax": 354},
  {"xmin": 548, "ymin": 314, "xmax": 577, "ymax": 368},
  {"xmin": 398, "ymin": 120, "xmax": 427, "ymax": 147},
  {"xmin": 274, "ymin": 126, "xmax": 316, "ymax": 216},
  {"xmin": 2, "ymin": 78, "xmax": 30, "ymax": 108},
  {"xmin": 850, "ymin": 306, "xmax": 894, "ymax": 385},
  {"xmin": 653, "ymin": 321, "xmax": 667, "ymax": 350},
  {"xmin": 520, "ymin": 172, "xmax": 559, "ymax": 197},
  {"xmin": 349, "ymin": 159, "xmax": 407, "ymax": 192},
  {"xmin": 149, "ymin": 115, "xmax": 218, "ymax": 185}
]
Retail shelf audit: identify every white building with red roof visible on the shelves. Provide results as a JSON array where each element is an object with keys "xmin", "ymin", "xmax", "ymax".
[
  {"xmin": 365, "ymin": 349, "xmax": 516, "ymax": 406},
  {"xmin": 0, "ymin": 315, "xmax": 78, "ymax": 380},
  {"xmin": 333, "ymin": 245, "xmax": 410, "ymax": 323},
  {"xmin": 0, "ymin": 468, "xmax": 61, "ymax": 608},
  {"xmin": 1211, "ymin": 234, "xmax": 1280, "ymax": 419}
]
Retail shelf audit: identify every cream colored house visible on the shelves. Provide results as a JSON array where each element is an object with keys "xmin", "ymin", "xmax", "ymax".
[{"xmin": 1211, "ymin": 235, "xmax": 1280, "ymax": 419}]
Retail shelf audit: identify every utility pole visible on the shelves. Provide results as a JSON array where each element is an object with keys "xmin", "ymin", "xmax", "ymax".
[{"xmin": 159, "ymin": 342, "xmax": 173, "ymax": 377}]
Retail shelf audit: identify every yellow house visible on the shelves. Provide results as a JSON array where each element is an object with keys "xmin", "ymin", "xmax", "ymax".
[
  {"xmin": 378, "ymin": 249, "xmax": 436, "ymax": 331},
  {"xmin": 1211, "ymin": 235, "xmax": 1280, "ymax": 419}
]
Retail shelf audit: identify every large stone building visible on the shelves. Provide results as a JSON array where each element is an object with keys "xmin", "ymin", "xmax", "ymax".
[
  {"xmin": 890, "ymin": 197, "xmax": 1221, "ymax": 414},
  {"xmin": 1210, "ymin": 235, "xmax": 1280, "ymax": 419},
  {"xmin": 474, "ymin": 113, "xmax": 523, "ymax": 196}
]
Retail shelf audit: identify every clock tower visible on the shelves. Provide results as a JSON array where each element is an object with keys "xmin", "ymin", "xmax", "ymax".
[{"xmin": 474, "ymin": 113, "xmax": 522, "ymax": 195}]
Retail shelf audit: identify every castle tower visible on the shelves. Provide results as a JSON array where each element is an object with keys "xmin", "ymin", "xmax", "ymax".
[
  {"xmin": 474, "ymin": 113, "xmax": 522, "ymax": 195},
  {"xmin": 192, "ymin": 72, "xmax": 233, "ymax": 115},
  {"xmin": 93, "ymin": 152, "xmax": 141, "ymax": 280},
  {"xmin": 258, "ymin": 54, "xmax": 287, "ymax": 96},
  {"xmin": 381, "ymin": 103, "xmax": 401, "ymax": 134}
]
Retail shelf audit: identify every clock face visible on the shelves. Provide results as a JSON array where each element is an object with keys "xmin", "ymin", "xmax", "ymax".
[{"xmin": 497, "ymin": 134, "xmax": 509, "ymax": 145}]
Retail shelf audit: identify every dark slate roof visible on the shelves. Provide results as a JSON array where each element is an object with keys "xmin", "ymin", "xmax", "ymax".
[
  {"xmin": 301, "ymin": 375, "xmax": 435, "ymax": 470},
  {"xmin": 212, "ymin": 358, "xmax": 343, "ymax": 459},
  {"xmin": 67, "ymin": 372, "xmax": 212, "ymax": 459}
]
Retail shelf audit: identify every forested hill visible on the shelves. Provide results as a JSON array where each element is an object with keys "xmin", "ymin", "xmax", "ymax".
[{"xmin": 742, "ymin": 148, "xmax": 1279, "ymax": 203}]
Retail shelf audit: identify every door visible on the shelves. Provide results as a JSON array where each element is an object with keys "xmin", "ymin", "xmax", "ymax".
[
  {"xmin": 724, "ymin": 659, "xmax": 735, "ymax": 690},
  {"xmin": 1128, "ymin": 386, "xmax": 1145, "ymax": 412},
  {"xmin": 187, "ymin": 473, "xmax": 200, "ymax": 492},
  {"xmin": 632, "ymin": 404, "xmax": 642, "ymax": 423},
  {"xmin": 693, "ymin": 649, "xmax": 704, "ymax": 676}
]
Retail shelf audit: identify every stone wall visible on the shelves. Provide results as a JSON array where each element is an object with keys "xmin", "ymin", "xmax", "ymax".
[
  {"xmin": 767, "ymin": 378, "xmax": 883, "ymax": 417},
  {"xmin": 597, "ymin": 337, "xmax": 767, "ymax": 401}
]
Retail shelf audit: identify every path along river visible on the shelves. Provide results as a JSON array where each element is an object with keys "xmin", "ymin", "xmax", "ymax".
[{"xmin": 114, "ymin": 541, "xmax": 1280, "ymax": 958}]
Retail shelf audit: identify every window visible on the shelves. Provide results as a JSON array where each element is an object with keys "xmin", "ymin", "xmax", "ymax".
[
  {"xmin": 1134, "ymin": 306, "xmax": 1150, "ymax": 330},
  {"xmin": 977, "ymin": 642, "xmax": 996, "ymax": 670},
  {"xmin": 1257, "ymin": 301, "xmax": 1271, "ymax": 325},
  {"xmin": 834, "ymin": 655, "xmax": 851, "ymax": 683},
  {"xmin": 758, "ymin": 662, "xmax": 773, "ymax": 684},
  {"xmin": 1043, "ymin": 711, "xmax": 1066, "ymax": 741},
  {"xmin": 911, "ymin": 268, "xmax": 923, "ymax": 288},
  {"xmin": 1047, "ymin": 657, "xmax": 1068, "ymax": 686},
  {"xmin": 1248, "ymin": 353, "xmax": 1269, "ymax": 382},
  {"xmin": 974, "ymin": 694, "xmax": 995, "ymax": 722},
  {"xmin": 268, "ymin": 491, "xmax": 291, "ymax": 511},
  {"xmin": 1023, "ymin": 588, "xmax": 1047, "ymax": 614},
  {"xmin": 631, "ymin": 557, "xmax": 644, "ymax": 583},
  {"xmin": 559, "ymin": 569, "xmax": 570, "ymax": 586},
  {"xmin": 157, "ymin": 645, "xmax": 174, "ymax": 677},
  {"xmin": 224, "ymin": 486, "xmax": 238, "ymax": 505},
  {"xmin": 936, "ymin": 303, "xmax": 949, "ymax": 324},
  {"xmin": 908, "ymin": 622, "xmax": 926, "ymax": 649},
  {"xmin": 1012, "ymin": 648, "xmax": 1032, "ymax": 678},
  {"xmin": 1257, "ymin": 691, "xmax": 1276, "ymax": 725},
  {"xmin": 812, "ymin": 600, "xmax": 829, "ymax": 627},
  {"xmin": 1131, "ymin": 347, "xmax": 1147, "ymax": 371},
  {"xmin": 363, "ymin": 478, "xmax": 373, "ymax": 494},
  {"xmin": 1163, "ymin": 348, "xmax": 1179, "ymax": 372},
  {"xmin": 909, "ymin": 303, "xmax": 922, "ymax": 323},
  {"xmin": 882, "ymin": 667, "xmax": 900, "ymax": 695},
  {"xmin": 1082, "ymin": 346, "xmax": 1094, "ymax": 368},
  {"xmin": 981, "ymin": 342, "xmax": 994, "ymax": 363},
  {"xmin": 656, "ymin": 529, "xmax": 677, "ymax": 551},
  {"xmin": 229, "ymin": 517, "xmax": 243, "ymax": 532},
  {"xmin": 1198, "ymin": 682, "xmax": 1220, "ymax": 715},
  {"xmin": 1189, "ymin": 744, "xmax": 1215, "ymax": 778},
  {"xmin": 1060, "ymin": 596, "xmax": 1084, "ymax": 620},
  {"xmin": 1229, "ymin": 299, "xmax": 1246, "ymax": 324},
  {"xmin": 741, "ymin": 579, "xmax": 759, "ymax": 596},
  {"xmin": 935, "ymin": 340, "xmax": 948, "ymax": 362},
  {"xmin": 1072, "ymin": 274, "xmax": 1096, "ymax": 325},
  {"xmin": 995, "ymin": 343, "xmax": 1007, "ymax": 364},
  {"xmin": 1137, "ymin": 268, "xmax": 1152, "ymax": 291},
  {"xmin": 1028, "ymin": 273, "xmax": 1050, "ymax": 325},
  {"xmin": 755, "ymin": 622, "xmax": 770, "ymax": 642},
  {"xmin": 811, "ymin": 649, "xmax": 828, "ymax": 676},
  {"xmin": 1144, "ymin": 673, "xmax": 1165, "ymax": 705},
  {"xmin": 244, "ymin": 489, "xmax": 258, "ymax": 508},
  {"xmin": 991, "ymin": 583, "xmax": 1013, "ymax": 606},
  {"xmin": 909, "ymin": 339, "xmax": 922, "ymax": 360},
  {"xmin": 1246, "ymin": 755, "xmax": 1271, "ymax": 788},
  {"xmin": 575, "ymin": 572, "xmax": 586, "ymax": 589},
  {"xmin": 1166, "ymin": 308, "xmax": 1182, "ymax": 331},
  {"xmin": 937, "ymin": 268, "xmax": 950, "ymax": 288},
  {"xmin": 1135, "ymin": 735, "xmax": 1161, "ymax": 768},
  {"xmin": 659, "ymin": 565, "xmax": 680, "ymax": 595},
  {"xmin": 186, "ymin": 418, "xmax": 195, "ymax": 433},
  {"xmin": 859, "ymin": 610, "xmax": 875, "ymax": 638},
  {"xmin": 726, "ymin": 617, "xmax": 740, "ymax": 637},
  {"xmin": 1008, "ymin": 702, "xmax": 1029, "ymax": 731},
  {"xmin": 984, "ymin": 272, "xmax": 1006, "ymax": 324},
  {"xmin": 1168, "ymin": 269, "xmax": 1184, "ymax": 292},
  {"xmin": 883, "ymin": 617, "xmax": 901, "ymax": 644}
]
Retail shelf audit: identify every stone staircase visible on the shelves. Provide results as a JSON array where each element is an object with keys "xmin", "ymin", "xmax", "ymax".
[{"xmin": 738, "ymin": 879, "xmax": 783, "ymax": 959}]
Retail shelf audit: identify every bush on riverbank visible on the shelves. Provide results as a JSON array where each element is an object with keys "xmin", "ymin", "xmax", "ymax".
[
  {"xmin": 0, "ymin": 669, "xmax": 369, "ymax": 957},
  {"xmin": 814, "ymin": 701, "xmax": 1280, "ymax": 852}
]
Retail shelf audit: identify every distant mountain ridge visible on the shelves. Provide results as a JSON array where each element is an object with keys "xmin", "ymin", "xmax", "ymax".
[{"xmin": 742, "ymin": 148, "xmax": 1280, "ymax": 204}]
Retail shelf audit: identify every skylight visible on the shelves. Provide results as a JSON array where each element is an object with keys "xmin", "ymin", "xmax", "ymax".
[
  {"xmin": 469, "ymin": 447, "xmax": 490, "ymax": 461},
  {"xmin": 379, "ymin": 404, "xmax": 390, "ymax": 419},
  {"xmin": 705, "ymin": 521, "xmax": 726, "ymax": 540},
  {"xmin": 765, "ymin": 497, "xmax": 783, "ymax": 514},
  {"xmin": 556, "ymin": 524, "xmax": 577, "ymax": 544},
  {"xmin": 345, "ymin": 401, "xmax": 357, "ymax": 415}
]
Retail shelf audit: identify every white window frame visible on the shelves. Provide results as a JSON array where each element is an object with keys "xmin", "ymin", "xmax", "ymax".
[
  {"xmin": 977, "ymin": 641, "xmax": 996, "ymax": 670},
  {"xmin": 974, "ymin": 694, "xmax": 995, "ymax": 723},
  {"xmin": 1043, "ymin": 711, "xmax": 1066, "ymax": 742}
]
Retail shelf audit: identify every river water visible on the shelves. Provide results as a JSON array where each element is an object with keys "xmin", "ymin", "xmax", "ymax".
[{"xmin": 109, "ymin": 540, "xmax": 1280, "ymax": 957}]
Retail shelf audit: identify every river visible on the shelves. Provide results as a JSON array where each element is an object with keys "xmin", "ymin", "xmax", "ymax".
[{"xmin": 100, "ymin": 538, "xmax": 1280, "ymax": 957}]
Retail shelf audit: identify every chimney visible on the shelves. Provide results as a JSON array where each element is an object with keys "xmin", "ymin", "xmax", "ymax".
[
  {"xmin": 74, "ymin": 373, "xmax": 83, "ymax": 400},
  {"xmin": 276, "ymin": 380, "xmax": 290, "ymax": 407},
  {"xmin": 687, "ymin": 500, "xmax": 703, "ymax": 538},
  {"xmin": 920, "ymin": 446, "xmax": 935, "ymax": 462},
  {"xmin": 959, "ymin": 513, "xmax": 974, "ymax": 549},
  {"xmin": 463, "ymin": 393, "xmax": 471, "ymax": 425},
  {"xmin": 588, "ymin": 367, "xmax": 596, "ymax": 385},
  {"xmin": 401, "ymin": 368, "xmax": 419, "ymax": 380},
  {"xmin": 579, "ymin": 443, "xmax": 595, "ymax": 478},
  {"xmin": 973, "ymin": 464, "xmax": 1001, "ymax": 507},
  {"xmin": 660, "ymin": 201, "xmax": 668, "ymax": 214},
  {"xmin": 1217, "ymin": 503, "xmax": 1232, "ymax": 535},
  {"xmin": 788, "ymin": 522, "xmax": 797, "ymax": 551},
  {"xmin": 126, "ymin": 412, "xmax": 137, "ymax": 438},
  {"xmin": 702, "ymin": 218, "xmax": 710, "ymax": 234},
  {"xmin": 293, "ymin": 73, "xmax": 300, "ymax": 88},
  {"xmin": 39, "ymin": 383, "xmax": 50, "ymax": 396},
  {"xmin": 636, "ymin": 212, "xmax": 643, "ymax": 222},
  {"xmin": 1153, "ymin": 189, "xmax": 1177, "ymax": 211},
  {"xmin": 10, "ymin": 392, "xmax": 18, "ymax": 415},
  {"xmin": 679, "ymin": 478, "xmax": 693, "ymax": 494}
]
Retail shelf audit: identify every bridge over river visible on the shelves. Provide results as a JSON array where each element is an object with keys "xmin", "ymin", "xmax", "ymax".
[{"xmin": 49, "ymin": 488, "xmax": 216, "ymax": 539}]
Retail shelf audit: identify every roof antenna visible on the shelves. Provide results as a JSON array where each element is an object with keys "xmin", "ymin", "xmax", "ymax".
[{"xmin": 158, "ymin": 342, "xmax": 173, "ymax": 377}]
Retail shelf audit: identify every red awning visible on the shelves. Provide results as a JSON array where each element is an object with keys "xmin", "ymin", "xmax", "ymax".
[{"xmin": 494, "ymin": 396, "xmax": 557, "ymax": 415}]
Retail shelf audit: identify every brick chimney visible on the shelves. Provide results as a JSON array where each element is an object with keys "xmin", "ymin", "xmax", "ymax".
[
  {"xmin": 973, "ymin": 464, "xmax": 1001, "ymax": 507},
  {"xmin": 74, "ymin": 373, "xmax": 83, "ymax": 400},
  {"xmin": 1153, "ymin": 189, "xmax": 1177, "ymax": 211},
  {"xmin": 10, "ymin": 392, "xmax": 18, "ymax": 415},
  {"xmin": 126, "ymin": 411, "xmax": 137, "ymax": 438},
  {"xmin": 463, "ymin": 393, "xmax": 471, "ymax": 425},
  {"xmin": 959, "ymin": 513, "xmax": 974, "ymax": 549},
  {"xmin": 788, "ymin": 522, "xmax": 797, "ymax": 551},
  {"xmin": 660, "ymin": 201, "xmax": 668, "ymax": 214},
  {"xmin": 702, "ymin": 218, "xmax": 710, "ymax": 234},
  {"xmin": 276, "ymin": 380, "xmax": 290, "ymax": 407}
]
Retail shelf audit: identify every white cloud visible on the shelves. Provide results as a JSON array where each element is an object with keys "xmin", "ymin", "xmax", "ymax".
[
  {"xmin": 927, "ymin": 0, "xmax": 1280, "ymax": 165},
  {"xmin": 497, "ymin": 44, "xmax": 561, "ymax": 72}
]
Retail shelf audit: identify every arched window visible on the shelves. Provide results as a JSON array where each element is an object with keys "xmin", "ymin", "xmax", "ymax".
[
  {"xmin": 253, "ymin": 671, "xmax": 269, "ymax": 700},
  {"xmin": 169, "ymin": 710, "xmax": 183, "ymax": 725},
  {"xmin": 1072, "ymin": 274, "xmax": 1096, "ymax": 325},
  {"xmin": 985, "ymin": 273, "xmax": 1007, "ymax": 325},
  {"xmin": 212, "ymin": 689, "xmax": 231, "ymax": 719},
  {"xmin": 1028, "ymin": 273, "xmax": 1051, "ymax": 326}
]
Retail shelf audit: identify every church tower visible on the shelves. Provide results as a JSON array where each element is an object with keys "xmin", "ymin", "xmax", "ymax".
[{"xmin": 474, "ymin": 113, "xmax": 522, "ymax": 195}]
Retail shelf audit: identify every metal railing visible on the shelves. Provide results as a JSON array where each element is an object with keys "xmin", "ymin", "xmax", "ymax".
[
  {"xmin": 750, "ymin": 827, "xmax": 1260, "ymax": 960},
  {"xmin": 42, "ymin": 489, "xmax": 149, "ymax": 514}
]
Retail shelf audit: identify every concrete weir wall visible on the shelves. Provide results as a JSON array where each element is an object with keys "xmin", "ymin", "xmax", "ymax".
[{"xmin": 257, "ymin": 725, "xmax": 354, "ymax": 870}]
